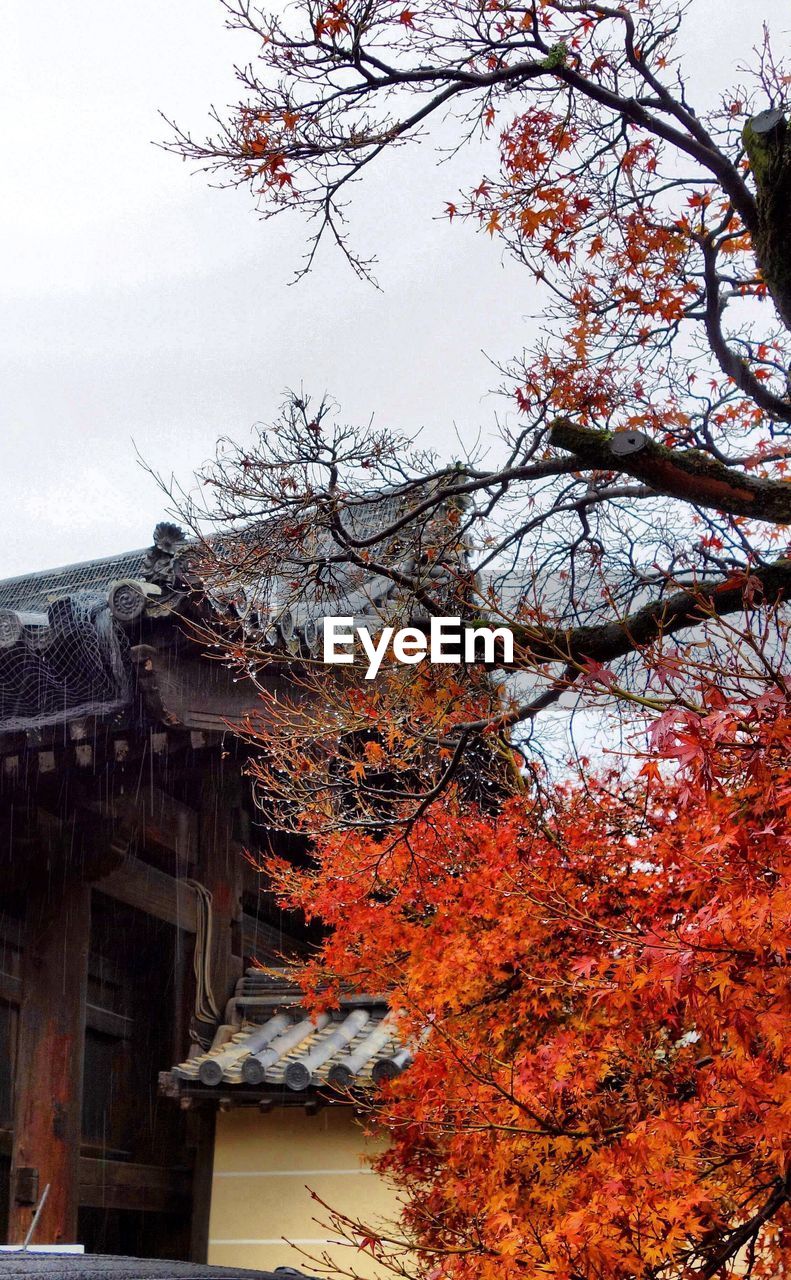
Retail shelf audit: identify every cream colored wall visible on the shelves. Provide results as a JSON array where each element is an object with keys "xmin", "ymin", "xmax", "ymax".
[{"xmin": 208, "ymin": 1107, "xmax": 401, "ymax": 1276}]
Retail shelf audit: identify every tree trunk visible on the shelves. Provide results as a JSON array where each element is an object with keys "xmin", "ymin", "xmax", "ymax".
[{"xmin": 743, "ymin": 110, "xmax": 791, "ymax": 333}]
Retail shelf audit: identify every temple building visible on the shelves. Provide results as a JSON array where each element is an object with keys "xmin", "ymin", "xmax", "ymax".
[{"xmin": 0, "ymin": 526, "xmax": 402, "ymax": 1269}]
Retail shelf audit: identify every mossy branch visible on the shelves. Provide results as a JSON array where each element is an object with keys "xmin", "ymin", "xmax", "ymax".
[{"xmin": 549, "ymin": 419, "xmax": 791, "ymax": 524}]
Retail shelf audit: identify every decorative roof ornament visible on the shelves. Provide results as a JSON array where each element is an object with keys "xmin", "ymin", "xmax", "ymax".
[
  {"xmin": 107, "ymin": 579, "xmax": 158, "ymax": 624},
  {"xmin": 142, "ymin": 522, "xmax": 192, "ymax": 592},
  {"xmin": 108, "ymin": 524, "xmax": 195, "ymax": 624}
]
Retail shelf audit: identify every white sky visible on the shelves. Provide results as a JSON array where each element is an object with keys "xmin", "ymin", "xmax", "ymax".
[{"xmin": 1, "ymin": 1, "xmax": 788, "ymax": 578}]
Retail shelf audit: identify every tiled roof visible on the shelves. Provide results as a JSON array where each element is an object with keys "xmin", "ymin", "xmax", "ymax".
[
  {"xmin": 0, "ymin": 549, "xmax": 150, "ymax": 615},
  {"xmin": 0, "ymin": 532, "xmax": 174, "ymax": 735},
  {"xmin": 172, "ymin": 970, "xmax": 409, "ymax": 1093},
  {"xmin": 0, "ymin": 491, "xmax": 438, "ymax": 633},
  {"xmin": 0, "ymin": 494, "xmax": 464, "ymax": 736}
]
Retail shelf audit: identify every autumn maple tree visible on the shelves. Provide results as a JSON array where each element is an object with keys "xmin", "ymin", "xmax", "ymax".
[
  {"xmin": 272, "ymin": 693, "xmax": 791, "ymax": 1280},
  {"xmin": 162, "ymin": 3, "xmax": 791, "ymax": 1276}
]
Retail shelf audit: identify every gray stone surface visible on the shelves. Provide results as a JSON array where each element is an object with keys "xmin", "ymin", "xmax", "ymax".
[{"xmin": 0, "ymin": 1256, "xmax": 315, "ymax": 1279}]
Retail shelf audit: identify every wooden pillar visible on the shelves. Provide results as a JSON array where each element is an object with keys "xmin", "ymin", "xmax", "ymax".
[
  {"xmin": 8, "ymin": 878, "xmax": 90, "ymax": 1245},
  {"xmin": 188, "ymin": 1108, "xmax": 216, "ymax": 1263}
]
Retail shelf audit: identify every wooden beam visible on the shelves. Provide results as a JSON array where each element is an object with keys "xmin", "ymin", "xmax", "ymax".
[
  {"xmin": 9, "ymin": 879, "xmax": 91, "ymax": 1245},
  {"xmin": 79, "ymin": 785, "xmax": 198, "ymax": 867},
  {"xmin": 130, "ymin": 644, "xmax": 275, "ymax": 732},
  {"xmin": 0, "ymin": 973, "xmax": 128, "ymax": 1041},
  {"xmin": 103, "ymin": 788, "xmax": 198, "ymax": 864},
  {"xmin": 78, "ymin": 1158, "xmax": 191, "ymax": 1213},
  {"xmin": 95, "ymin": 857, "xmax": 198, "ymax": 933},
  {"xmin": 84, "ymin": 1003, "xmax": 133, "ymax": 1040}
]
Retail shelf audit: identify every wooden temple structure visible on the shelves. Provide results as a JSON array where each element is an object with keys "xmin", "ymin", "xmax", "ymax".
[{"xmin": 0, "ymin": 524, "xmax": 311, "ymax": 1260}]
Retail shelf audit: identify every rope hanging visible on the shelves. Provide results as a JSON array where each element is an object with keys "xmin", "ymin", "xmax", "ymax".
[{"xmin": 186, "ymin": 879, "xmax": 221, "ymax": 1025}]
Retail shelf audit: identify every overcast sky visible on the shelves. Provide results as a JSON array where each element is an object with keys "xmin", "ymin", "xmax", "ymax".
[{"xmin": 1, "ymin": 1, "xmax": 787, "ymax": 579}]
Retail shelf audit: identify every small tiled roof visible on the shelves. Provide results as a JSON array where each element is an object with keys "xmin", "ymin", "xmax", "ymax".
[{"xmin": 172, "ymin": 970, "xmax": 409, "ymax": 1093}]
